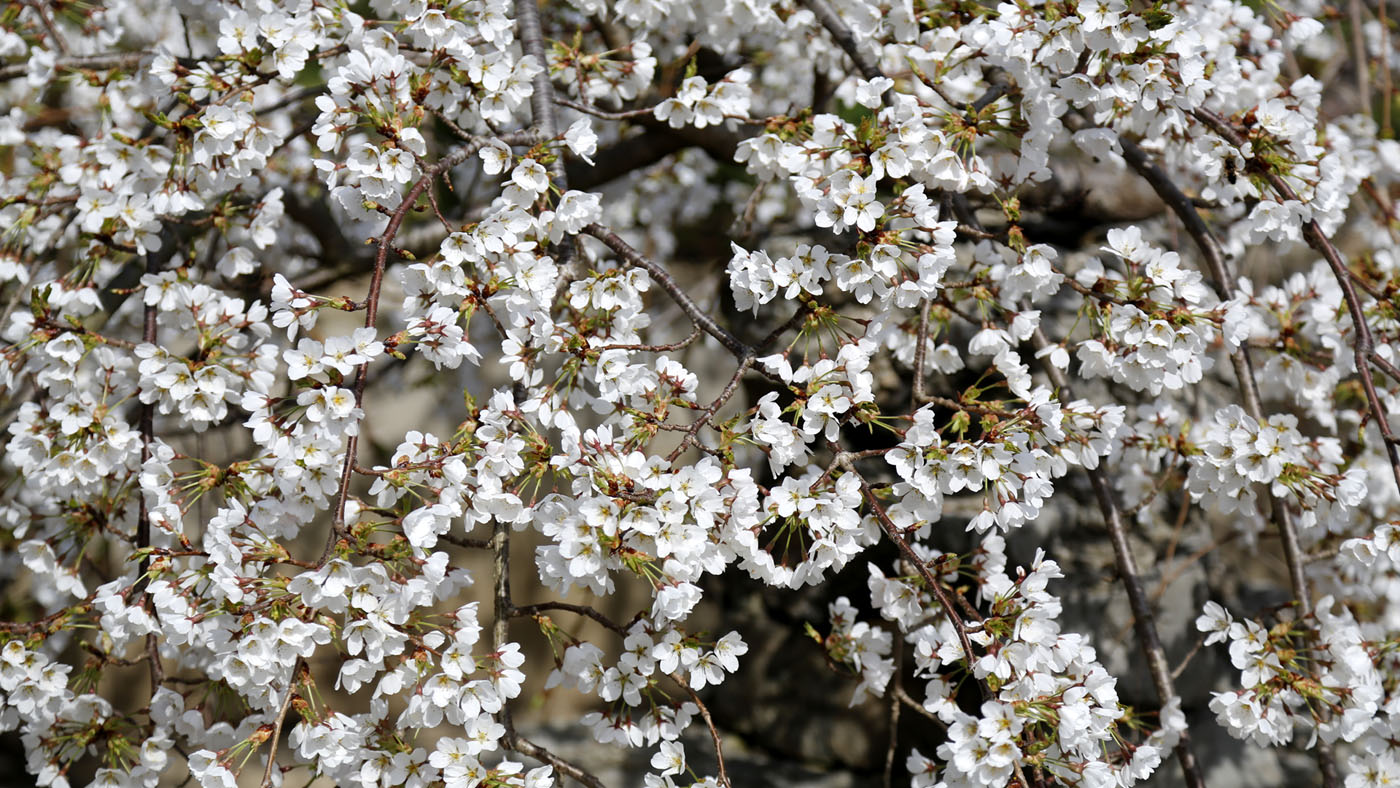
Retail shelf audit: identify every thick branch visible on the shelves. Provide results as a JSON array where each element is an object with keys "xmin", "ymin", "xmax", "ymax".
[
  {"xmin": 800, "ymin": 0, "xmax": 884, "ymax": 81},
  {"xmin": 565, "ymin": 123, "xmax": 745, "ymax": 189},
  {"xmin": 516, "ymin": 0, "xmax": 566, "ymax": 189}
]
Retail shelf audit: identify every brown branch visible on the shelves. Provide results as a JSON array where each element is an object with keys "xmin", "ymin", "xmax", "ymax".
[
  {"xmin": 911, "ymin": 300, "xmax": 931, "ymax": 406},
  {"xmin": 915, "ymin": 393, "xmax": 1019, "ymax": 419},
  {"xmin": 800, "ymin": 0, "xmax": 884, "ymax": 82},
  {"xmin": 511, "ymin": 601, "xmax": 628, "ymax": 636},
  {"xmin": 592, "ymin": 325, "xmax": 703, "ymax": 353},
  {"xmin": 439, "ymin": 533, "xmax": 494, "ymax": 550},
  {"xmin": 884, "ymin": 629, "xmax": 903, "ymax": 788},
  {"xmin": 320, "ymin": 135, "xmax": 525, "ymax": 567},
  {"xmin": 666, "ymin": 357, "xmax": 752, "ymax": 462},
  {"xmin": 1351, "ymin": 0, "xmax": 1371, "ymax": 120},
  {"xmin": 555, "ymin": 96, "xmax": 656, "ymax": 120},
  {"xmin": 840, "ymin": 463, "xmax": 981, "ymax": 683},
  {"xmin": 1383, "ymin": 0, "xmax": 1395, "ymax": 139},
  {"xmin": 508, "ymin": 734, "xmax": 606, "ymax": 788},
  {"xmin": 846, "ymin": 468, "xmax": 1038, "ymax": 788},
  {"xmin": 1116, "ymin": 128, "xmax": 1328, "ymax": 611},
  {"xmin": 894, "ymin": 686, "xmax": 943, "ymax": 725},
  {"xmin": 0, "ymin": 51, "xmax": 149, "ymax": 82},
  {"xmin": 258, "ymin": 660, "xmax": 303, "ymax": 788},
  {"xmin": 136, "ymin": 238, "xmax": 168, "ymax": 693},
  {"xmin": 583, "ymin": 224, "xmax": 751, "ymax": 358},
  {"xmin": 29, "ymin": 1, "xmax": 68, "ymax": 55},
  {"xmin": 516, "ymin": 0, "xmax": 566, "ymax": 189},
  {"xmin": 758, "ymin": 306, "xmax": 811, "ymax": 350},
  {"xmin": 1193, "ymin": 108, "xmax": 1400, "ymax": 503},
  {"xmin": 1171, "ymin": 636, "xmax": 1206, "ymax": 682},
  {"xmin": 680, "ymin": 683, "xmax": 731, "ymax": 788}
]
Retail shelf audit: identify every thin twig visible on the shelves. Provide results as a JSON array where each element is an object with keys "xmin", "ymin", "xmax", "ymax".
[
  {"xmin": 681, "ymin": 684, "xmax": 732, "ymax": 788},
  {"xmin": 555, "ymin": 96, "xmax": 656, "ymax": 120},
  {"xmin": 509, "ymin": 735, "xmax": 606, "ymax": 788},
  {"xmin": 136, "ymin": 239, "xmax": 167, "ymax": 693},
  {"xmin": 841, "ymin": 461, "xmax": 1030, "ymax": 788},
  {"xmin": 512, "ymin": 601, "xmax": 628, "ymax": 635},
  {"xmin": 592, "ymin": 325, "xmax": 703, "ymax": 353},
  {"xmin": 895, "ymin": 687, "xmax": 944, "ymax": 725},
  {"xmin": 666, "ymin": 357, "xmax": 753, "ymax": 462},
  {"xmin": 258, "ymin": 660, "xmax": 303, "ymax": 788},
  {"xmin": 583, "ymin": 224, "xmax": 751, "ymax": 358},
  {"xmin": 840, "ymin": 463, "xmax": 984, "ymax": 689},
  {"xmin": 439, "ymin": 533, "xmax": 494, "ymax": 550},
  {"xmin": 884, "ymin": 629, "xmax": 903, "ymax": 788},
  {"xmin": 1171, "ymin": 636, "xmax": 1205, "ymax": 682}
]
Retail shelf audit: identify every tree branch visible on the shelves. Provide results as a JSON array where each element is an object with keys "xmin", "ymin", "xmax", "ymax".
[
  {"xmin": 800, "ymin": 0, "xmax": 884, "ymax": 81},
  {"xmin": 583, "ymin": 224, "xmax": 752, "ymax": 358},
  {"xmin": 1025, "ymin": 324, "xmax": 1207, "ymax": 788}
]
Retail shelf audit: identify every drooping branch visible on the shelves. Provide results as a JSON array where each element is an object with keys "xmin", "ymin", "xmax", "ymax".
[
  {"xmin": 682, "ymin": 684, "xmax": 733, "ymax": 788},
  {"xmin": 320, "ymin": 134, "xmax": 531, "ymax": 567},
  {"xmin": 843, "ymin": 462, "xmax": 1035, "ymax": 788},
  {"xmin": 257, "ymin": 660, "xmax": 304, "ymax": 788},
  {"xmin": 1193, "ymin": 108, "xmax": 1400, "ymax": 501},
  {"xmin": 1114, "ymin": 134, "xmax": 1320, "ymax": 618},
  {"xmin": 1025, "ymin": 326, "xmax": 1208, "ymax": 788}
]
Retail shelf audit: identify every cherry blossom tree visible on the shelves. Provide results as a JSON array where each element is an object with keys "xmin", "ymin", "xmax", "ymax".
[{"xmin": 1, "ymin": 0, "xmax": 1399, "ymax": 786}]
